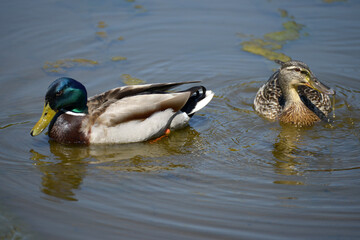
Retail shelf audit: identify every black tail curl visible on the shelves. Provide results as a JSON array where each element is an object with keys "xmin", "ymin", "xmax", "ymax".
[{"xmin": 180, "ymin": 86, "xmax": 207, "ymax": 117}]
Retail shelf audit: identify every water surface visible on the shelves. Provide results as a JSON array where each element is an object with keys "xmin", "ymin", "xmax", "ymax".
[{"xmin": 1, "ymin": 0, "xmax": 360, "ymax": 239}]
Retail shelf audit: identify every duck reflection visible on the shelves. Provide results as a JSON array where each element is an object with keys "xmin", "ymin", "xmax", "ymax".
[
  {"xmin": 272, "ymin": 126, "xmax": 301, "ymax": 174},
  {"xmin": 30, "ymin": 127, "xmax": 201, "ymax": 201},
  {"xmin": 30, "ymin": 143, "xmax": 88, "ymax": 201},
  {"xmin": 272, "ymin": 125, "xmax": 307, "ymax": 185}
]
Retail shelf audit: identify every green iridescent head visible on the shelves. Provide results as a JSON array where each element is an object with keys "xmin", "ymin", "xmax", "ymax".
[
  {"xmin": 45, "ymin": 77, "xmax": 88, "ymax": 113},
  {"xmin": 30, "ymin": 77, "xmax": 88, "ymax": 136}
]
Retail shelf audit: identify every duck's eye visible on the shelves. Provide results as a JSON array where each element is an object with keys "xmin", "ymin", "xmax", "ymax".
[
  {"xmin": 294, "ymin": 68, "xmax": 301, "ymax": 72},
  {"xmin": 56, "ymin": 90, "xmax": 63, "ymax": 97}
]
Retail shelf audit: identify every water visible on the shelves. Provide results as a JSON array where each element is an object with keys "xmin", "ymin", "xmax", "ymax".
[{"xmin": 1, "ymin": 0, "xmax": 360, "ymax": 239}]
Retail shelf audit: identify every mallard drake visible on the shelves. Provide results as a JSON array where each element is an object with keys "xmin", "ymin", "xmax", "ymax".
[
  {"xmin": 30, "ymin": 77, "xmax": 214, "ymax": 144},
  {"xmin": 254, "ymin": 60, "xmax": 335, "ymax": 126}
]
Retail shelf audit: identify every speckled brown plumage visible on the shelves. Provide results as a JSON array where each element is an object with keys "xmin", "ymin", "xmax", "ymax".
[
  {"xmin": 254, "ymin": 60, "xmax": 334, "ymax": 126},
  {"xmin": 279, "ymin": 102, "xmax": 320, "ymax": 126}
]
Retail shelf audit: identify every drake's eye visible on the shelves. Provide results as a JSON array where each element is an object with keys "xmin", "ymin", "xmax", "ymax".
[{"xmin": 56, "ymin": 90, "xmax": 63, "ymax": 97}]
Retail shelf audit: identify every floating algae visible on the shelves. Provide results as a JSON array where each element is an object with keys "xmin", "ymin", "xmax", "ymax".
[
  {"xmin": 264, "ymin": 21, "xmax": 304, "ymax": 42},
  {"xmin": 242, "ymin": 38, "xmax": 282, "ymax": 51},
  {"xmin": 278, "ymin": 9, "xmax": 289, "ymax": 18},
  {"xmin": 134, "ymin": 4, "xmax": 147, "ymax": 12},
  {"xmin": 71, "ymin": 59, "xmax": 98, "ymax": 64},
  {"xmin": 95, "ymin": 21, "xmax": 108, "ymax": 38},
  {"xmin": 277, "ymin": 9, "xmax": 295, "ymax": 19},
  {"xmin": 241, "ymin": 40, "xmax": 291, "ymax": 62},
  {"xmin": 95, "ymin": 31, "xmax": 108, "ymax": 38},
  {"xmin": 111, "ymin": 56, "xmax": 127, "ymax": 61},
  {"xmin": 43, "ymin": 59, "xmax": 98, "ymax": 74},
  {"xmin": 121, "ymin": 74, "xmax": 146, "ymax": 85},
  {"xmin": 97, "ymin": 21, "xmax": 108, "ymax": 29},
  {"xmin": 124, "ymin": 0, "xmax": 147, "ymax": 13},
  {"xmin": 239, "ymin": 9, "xmax": 306, "ymax": 62}
]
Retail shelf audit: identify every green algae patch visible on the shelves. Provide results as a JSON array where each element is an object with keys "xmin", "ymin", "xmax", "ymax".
[
  {"xmin": 71, "ymin": 59, "xmax": 98, "ymax": 65},
  {"xmin": 241, "ymin": 38, "xmax": 288, "ymax": 62},
  {"xmin": 241, "ymin": 40, "xmax": 291, "ymax": 62},
  {"xmin": 264, "ymin": 21, "xmax": 304, "ymax": 42},
  {"xmin": 134, "ymin": 4, "xmax": 147, "ymax": 12},
  {"xmin": 121, "ymin": 74, "xmax": 146, "ymax": 85},
  {"xmin": 228, "ymin": 148, "xmax": 239, "ymax": 152},
  {"xmin": 124, "ymin": 0, "xmax": 147, "ymax": 13},
  {"xmin": 96, "ymin": 31, "xmax": 108, "ymax": 38},
  {"xmin": 239, "ymin": 10, "xmax": 306, "ymax": 62},
  {"xmin": 278, "ymin": 9, "xmax": 294, "ymax": 19},
  {"xmin": 278, "ymin": 9, "xmax": 288, "ymax": 18},
  {"xmin": 242, "ymin": 38, "xmax": 282, "ymax": 51},
  {"xmin": 283, "ymin": 21, "xmax": 303, "ymax": 31},
  {"xmin": 111, "ymin": 56, "xmax": 127, "ymax": 61},
  {"xmin": 97, "ymin": 21, "xmax": 108, "ymax": 28},
  {"xmin": 43, "ymin": 59, "xmax": 98, "ymax": 74}
]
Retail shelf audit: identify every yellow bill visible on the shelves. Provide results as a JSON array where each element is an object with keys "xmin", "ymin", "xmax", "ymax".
[{"xmin": 30, "ymin": 103, "xmax": 57, "ymax": 136}]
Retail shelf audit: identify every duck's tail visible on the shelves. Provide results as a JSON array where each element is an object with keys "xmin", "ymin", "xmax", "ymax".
[{"xmin": 181, "ymin": 86, "xmax": 214, "ymax": 117}]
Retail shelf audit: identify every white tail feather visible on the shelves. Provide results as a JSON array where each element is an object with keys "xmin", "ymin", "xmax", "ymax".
[{"xmin": 188, "ymin": 90, "xmax": 214, "ymax": 115}]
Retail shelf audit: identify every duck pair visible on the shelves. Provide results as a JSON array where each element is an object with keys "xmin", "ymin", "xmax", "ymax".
[{"xmin": 31, "ymin": 60, "xmax": 335, "ymax": 144}]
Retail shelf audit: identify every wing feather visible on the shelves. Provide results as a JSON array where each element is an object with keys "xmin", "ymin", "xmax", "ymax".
[
  {"xmin": 86, "ymin": 81, "xmax": 200, "ymax": 126},
  {"xmin": 254, "ymin": 70, "xmax": 332, "ymax": 120},
  {"xmin": 254, "ymin": 71, "xmax": 282, "ymax": 119},
  {"xmin": 298, "ymin": 86, "xmax": 332, "ymax": 119},
  {"xmin": 93, "ymin": 92, "xmax": 191, "ymax": 127},
  {"xmin": 87, "ymin": 81, "xmax": 200, "ymax": 112}
]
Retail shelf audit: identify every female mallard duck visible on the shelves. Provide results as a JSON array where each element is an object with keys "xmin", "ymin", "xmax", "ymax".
[
  {"xmin": 30, "ymin": 77, "xmax": 214, "ymax": 144},
  {"xmin": 254, "ymin": 60, "xmax": 335, "ymax": 126}
]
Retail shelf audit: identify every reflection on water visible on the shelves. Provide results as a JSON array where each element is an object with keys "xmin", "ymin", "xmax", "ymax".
[
  {"xmin": 273, "ymin": 126, "xmax": 301, "ymax": 174},
  {"xmin": 29, "ymin": 127, "xmax": 201, "ymax": 201},
  {"xmin": 271, "ymin": 122, "xmax": 338, "ymax": 185},
  {"xmin": 1, "ymin": 0, "xmax": 360, "ymax": 239},
  {"xmin": 272, "ymin": 126, "xmax": 305, "ymax": 185},
  {"xmin": 0, "ymin": 209, "xmax": 28, "ymax": 240},
  {"xmin": 30, "ymin": 144, "xmax": 88, "ymax": 201}
]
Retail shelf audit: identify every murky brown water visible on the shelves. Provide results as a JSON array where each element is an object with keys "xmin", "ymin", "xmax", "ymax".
[{"xmin": 1, "ymin": 0, "xmax": 360, "ymax": 239}]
